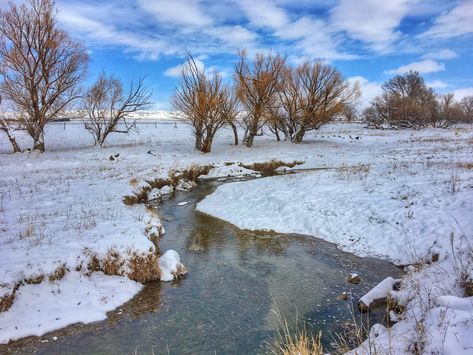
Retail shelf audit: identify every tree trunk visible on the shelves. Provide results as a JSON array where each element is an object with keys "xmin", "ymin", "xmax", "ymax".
[
  {"xmin": 0, "ymin": 120, "xmax": 21, "ymax": 153},
  {"xmin": 292, "ymin": 129, "xmax": 305, "ymax": 143},
  {"xmin": 274, "ymin": 126, "xmax": 281, "ymax": 142},
  {"xmin": 33, "ymin": 130, "xmax": 45, "ymax": 152},
  {"xmin": 244, "ymin": 131, "xmax": 255, "ymax": 147},
  {"xmin": 230, "ymin": 123, "xmax": 238, "ymax": 146},
  {"xmin": 194, "ymin": 131, "xmax": 203, "ymax": 151},
  {"xmin": 201, "ymin": 138, "xmax": 212, "ymax": 153}
]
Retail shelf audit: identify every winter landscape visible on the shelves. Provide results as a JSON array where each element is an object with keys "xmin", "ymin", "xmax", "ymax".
[{"xmin": 1, "ymin": 0, "xmax": 473, "ymax": 354}]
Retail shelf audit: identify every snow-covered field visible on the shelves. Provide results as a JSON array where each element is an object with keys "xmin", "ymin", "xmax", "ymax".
[{"xmin": 1, "ymin": 120, "xmax": 472, "ymax": 353}]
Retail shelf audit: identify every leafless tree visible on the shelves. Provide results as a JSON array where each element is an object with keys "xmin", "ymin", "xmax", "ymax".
[
  {"xmin": 364, "ymin": 71, "xmax": 436, "ymax": 129},
  {"xmin": 172, "ymin": 53, "xmax": 238, "ymax": 153},
  {"xmin": 460, "ymin": 96, "xmax": 473, "ymax": 124},
  {"xmin": 272, "ymin": 61, "xmax": 359, "ymax": 142},
  {"xmin": 434, "ymin": 93, "xmax": 464, "ymax": 128},
  {"xmin": 0, "ymin": 0, "xmax": 88, "ymax": 151},
  {"xmin": 234, "ymin": 50, "xmax": 285, "ymax": 147},
  {"xmin": 82, "ymin": 73, "xmax": 151, "ymax": 146}
]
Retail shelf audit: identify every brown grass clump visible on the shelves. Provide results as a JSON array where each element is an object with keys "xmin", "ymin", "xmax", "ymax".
[
  {"xmin": 170, "ymin": 164, "xmax": 213, "ymax": 183},
  {"xmin": 243, "ymin": 160, "xmax": 304, "ymax": 173},
  {"xmin": 129, "ymin": 177, "xmax": 139, "ymax": 186},
  {"xmin": 0, "ymin": 289, "xmax": 17, "ymax": 312},
  {"xmin": 48, "ymin": 264, "xmax": 67, "ymax": 282},
  {"xmin": 24, "ymin": 275, "xmax": 45, "ymax": 284},
  {"xmin": 456, "ymin": 162, "xmax": 473, "ymax": 170},
  {"xmin": 86, "ymin": 249, "xmax": 161, "ymax": 283},
  {"xmin": 127, "ymin": 251, "xmax": 161, "ymax": 283},
  {"xmin": 123, "ymin": 186, "xmax": 150, "ymax": 206},
  {"xmin": 101, "ymin": 250, "xmax": 125, "ymax": 276},
  {"xmin": 147, "ymin": 177, "xmax": 172, "ymax": 190},
  {"xmin": 269, "ymin": 311, "xmax": 323, "ymax": 355}
]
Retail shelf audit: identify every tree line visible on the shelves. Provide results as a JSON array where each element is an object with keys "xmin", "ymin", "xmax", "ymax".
[{"xmin": 1, "ymin": 0, "xmax": 472, "ymax": 153}]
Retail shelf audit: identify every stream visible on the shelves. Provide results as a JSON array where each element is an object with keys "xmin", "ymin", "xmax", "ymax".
[{"xmin": 2, "ymin": 175, "xmax": 403, "ymax": 354}]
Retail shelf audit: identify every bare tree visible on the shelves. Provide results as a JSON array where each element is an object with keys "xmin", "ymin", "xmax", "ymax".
[
  {"xmin": 0, "ymin": 0, "xmax": 88, "ymax": 152},
  {"xmin": 234, "ymin": 50, "xmax": 285, "ymax": 147},
  {"xmin": 364, "ymin": 71, "xmax": 436, "ymax": 129},
  {"xmin": 82, "ymin": 73, "xmax": 151, "ymax": 146},
  {"xmin": 273, "ymin": 61, "xmax": 359, "ymax": 143},
  {"xmin": 434, "ymin": 93, "xmax": 464, "ymax": 128},
  {"xmin": 460, "ymin": 96, "xmax": 473, "ymax": 124},
  {"xmin": 172, "ymin": 53, "xmax": 238, "ymax": 153}
]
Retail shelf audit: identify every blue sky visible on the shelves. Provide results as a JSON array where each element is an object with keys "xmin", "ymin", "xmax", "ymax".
[{"xmin": 4, "ymin": 0, "xmax": 473, "ymax": 109}]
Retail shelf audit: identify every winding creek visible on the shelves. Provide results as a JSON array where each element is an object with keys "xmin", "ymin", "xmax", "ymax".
[{"xmin": 2, "ymin": 175, "xmax": 403, "ymax": 354}]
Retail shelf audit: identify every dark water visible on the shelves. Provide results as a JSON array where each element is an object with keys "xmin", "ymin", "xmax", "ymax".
[{"xmin": 1, "ymin": 177, "xmax": 402, "ymax": 354}]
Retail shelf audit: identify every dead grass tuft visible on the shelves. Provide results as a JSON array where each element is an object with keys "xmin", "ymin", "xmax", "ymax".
[
  {"xmin": 48, "ymin": 264, "xmax": 67, "ymax": 282},
  {"xmin": 123, "ymin": 186, "xmax": 151, "ymax": 206},
  {"xmin": 336, "ymin": 163, "xmax": 370, "ymax": 180},
  {"xmin": 102, "ymin": 250, "xmax": 125, "ymax": 276},
  {"xmin": 268, "ymin": 311, "xmax": 323, "ymax": 355},
  {"xmin": 127, "ymin": 252, "xmax": 161, "ymax": 283},
  {"xmin": 0, "ymin": 288, "xmax": 17, "ymax": 312},
  {"xmin": 24, "ymin": 275, "xmax": 44, "ymax": 284},
  {"xmin": 243, "ymin": 160, "xmax": 304, "ymax": 173},
  {"xmin": 146, "ymin": 177, "xmax": 172, "ymax": 190},
  {"xmin": 129, "ymin": 178, "xmax": 139, "ymax": 186},
  {"xmin": 456, "ymin": 162, "xmax": 473, "ymax": 170},
  {"xmin": 170, "ymin": 164, "xmax": 213, "ymax": 183}
]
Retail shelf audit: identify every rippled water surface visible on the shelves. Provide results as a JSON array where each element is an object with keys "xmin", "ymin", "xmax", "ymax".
[{"xmin": 2, "ymin": 177, "xmax": 402, "ymax": 354}]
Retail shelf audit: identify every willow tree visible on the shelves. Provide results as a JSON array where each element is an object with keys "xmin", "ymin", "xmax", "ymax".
[
  {"xmin": 172, "ymin": 54, "xmax": 238, "ymax": 153},
  {"xmin": 234, "ymin": 51, "xmax": 285, "ymax": 147},
  {"xmin": 273, "ymin": 61, "xmax": 359, "ymax": 143},
  {"xmin": 0, "ymin": 0, "xmax": 88, "ymax": 151}
]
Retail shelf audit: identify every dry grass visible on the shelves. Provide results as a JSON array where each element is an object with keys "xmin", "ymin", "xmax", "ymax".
[
  {"xmin": 147, "ymin": 177, "xmax": 172, "ymax": 190},
  {"xmin": 456, "ymin": 162, "xmax": 473, "ymax": 170},
  {"xmin": 127, "ymin": 251, "xmax": 161, "ymax": 283},
  {"xmin": 170, "ymin": 164, "xmax": 213, "ymax": 183},
  {"xmin": 0, "ymin": 289, "xmax": 17, "ymax": 312},
  {"xmin": 48, "ymin": 264, "xmax": 67, "ymax": 282},
  {"xmin": 123, "ymin": 186, "xmax": 151, "ymax": 206},
  {"xmin": 268, "ymin": 310, "xmax": 323, "ymax": 355},
  {"xmin": 336, "ymin": 163, "xmax": 370, "ymax": 180},
  {"xmin": 243, "ymin": 160, "xmax": 304, "ymax": 173},
  {"xmin": 86, "ymin": 248, "xmax": 161, "ymax": 283}
]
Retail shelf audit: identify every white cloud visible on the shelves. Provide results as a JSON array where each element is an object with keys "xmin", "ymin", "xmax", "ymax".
[
  {"xmin": 421, "ymin": 0, "xmax": 473, "ymax": 39},
  {"xmin": 426, "ymin": 80, "xmax": 448, "ymax": 89},
  {"xmin": 422, "ymin": 49, "xmax": 458, "ymax": 60},
  {"xmin": 164, "ymin": 59, "xmax": 205, "ymax": 77},
  {"xmin": 330, "ymin": 0, "xmax": 411, "ymax": 52},
  {"xmin": 453, "ymin": 87, "xmax": 473, "ymax": 100},
  {"xmin": 385, "ymin": 59, "xmax": 446, "ymax": 75},
  {"xmin": 138, "ymin": 0, "xmax": 212, "ymax": 27},
  {"xmin": 239, "ymin": 0, "xmax": 289, "ymax": 29},
  {"xmin": 347, "ymin": 76, "xmax": 382, "ymax": 107}
]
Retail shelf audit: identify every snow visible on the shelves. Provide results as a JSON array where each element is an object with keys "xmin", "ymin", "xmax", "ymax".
[
  {"xmin": 158, "ymin": 249, "xmax": 185, "ymax": 282},
  {"xmin": 0, "ymin": 272, "xmax": 142, "ymax": 344},
  {"xmin": 359, "ymin": 277, "xmax": 400, "ymax": 308},
  {"xmin": 1, "ymin": 120, "xmax": 473, "ymax": 351}
]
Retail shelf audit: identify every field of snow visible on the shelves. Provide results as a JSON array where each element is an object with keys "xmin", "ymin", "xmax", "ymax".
[{"xmin": 1, "ymin": 120, "xmax": 472, "ymax": 352}]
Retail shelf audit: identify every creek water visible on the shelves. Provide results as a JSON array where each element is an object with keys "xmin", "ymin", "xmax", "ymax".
[{"xmin": 2, "ymin": 176, "xmax": 403, "ymax": 354}]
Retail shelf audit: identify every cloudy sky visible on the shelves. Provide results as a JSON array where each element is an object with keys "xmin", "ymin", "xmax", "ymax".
[{"xmin": 2, "ymin": 0, "xmax": 473, "ymax": 109}]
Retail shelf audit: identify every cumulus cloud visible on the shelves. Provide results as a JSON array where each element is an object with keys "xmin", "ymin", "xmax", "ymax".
[
  {"xmin": 347, "ymin": 76, "xmax": 382, "ymax": 107},
  {"xmin": 385, "ymin": 59, "xmax": 446, "ymax": 75},
  {"xmin": 421, "ymin": 0, "xmax": 473, "ymax": 39},
  {"xmin": 239, "ymin": 0, "xmax": 289, "ymax": 29},
  {"xmin": 330, "ymin": 0, "xmax": 411, "ymax": 52}
]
